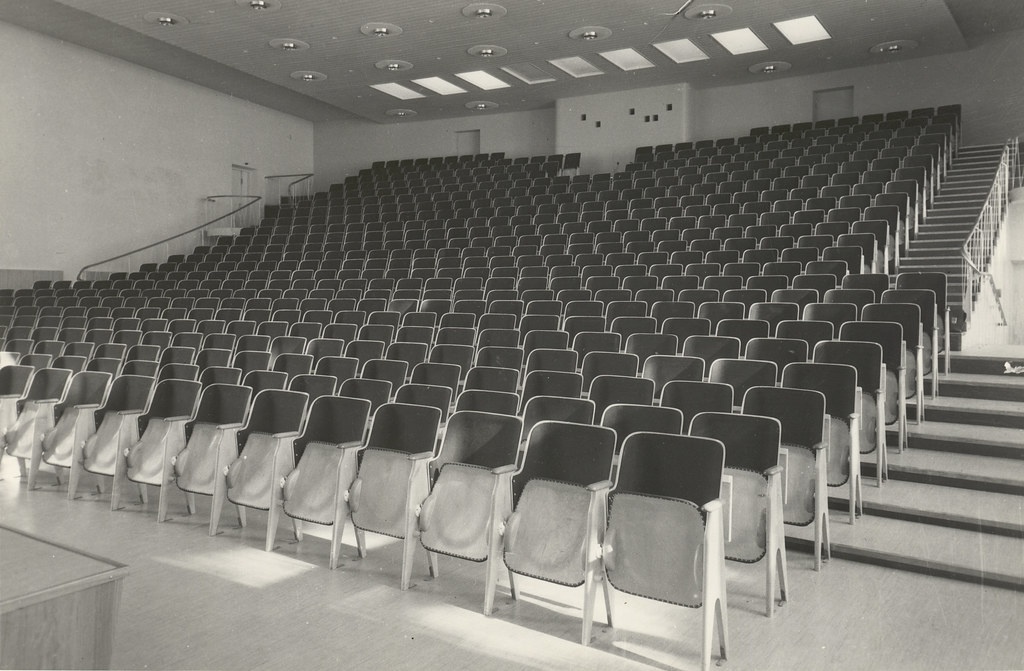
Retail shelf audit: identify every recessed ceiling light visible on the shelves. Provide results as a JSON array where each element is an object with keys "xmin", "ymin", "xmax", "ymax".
[
  {"xmin": 773, "ymin": 16, "xmax": 831, "ymax": 45},
  {"xmin": 411, "ymin": 77, "xmax": 467, "ymax": 95},
  {"xmin": 455, "ymin": 70, "xmax": 511, "ymax": 90},
  {"xmin": 462, "ymin": 3, "xmax": 507, "ymax": 19},
  {"xmin": 144, "ymin": 11, "xmax": 188, "ymax": 26},
  {"xmin": 652, "ymin": 38, "xmax": 709, "ymax": 64},
  {"xmin": 375, "ymin": 59, "xmax": 413, "ymax": 72},
  {"xmin": 870, "ymin": 39, "xmax": 918, "ymax": 55},
  {"xmin": 370, "ymin": 83, "xmax": 426, "ymax": 100},
  {"xmin": 234, "ymin": 0, "xmax": 281, "ymax": 10},
  {"xmin": 684, "ymin": 3, "xmax": 733, "ymax": 20},
  {"xmin": 568, "ymin": 26, "xmax": 612, "ymax": 41},
  {"xmin": 466, "ymin": 100, "xmax": 499, "ymax": 111},
  {"xmin": 548, "ymin": 56, "xmax": 604, "ymax": 78},
  {"xmin": 711, "ymin": 27, "xmax": 768, "ymax": 55},
  {"xmin": 599, "ymin": 48, "xmax": 655, "ymax": 71},
  {"xmin": 360, "ymin": 22, "xmax": 403, "ymax": 37},
  {"xmin": 467, "ymin": 44, "xmax": 508, "ymax": 58},
  {"xmin": 748, "ymin": 60, "xmax": 791, "ymax": 74},
  {"xmin": 386, "ymin": 109, "xmax": 417, "ymax": 118},
  {"xmin": 500, "ymin": 63, "xmax": 557, "ymax": 85},
  {"xmin": 291, "ymin": 71, "xmax": 326, "ymax": 82},
  {"xmin": 269, "ymin": 38, "xmax": 309, "ymax": 51}
]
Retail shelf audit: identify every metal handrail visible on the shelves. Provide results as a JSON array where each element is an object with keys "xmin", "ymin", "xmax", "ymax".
[
  {"xmin": 265, "ymin": 173, "xmax": 314, "ymax": 204},
  {"xmin": 76, "ymin": 194, "xmax": 261, "ymax": 281},
  {"xmin": 959, "ymin": 137, "xmax": 1019, "ymax": 326}
]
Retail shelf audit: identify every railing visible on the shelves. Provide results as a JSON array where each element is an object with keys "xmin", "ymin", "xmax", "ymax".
[
  {"xmin": 960, "ymin": 137, "xmax": 1020, "ymax": 326},
  {"xmin": 77, "ymin": 194, "xmax": 260, "ymax": 281},
  {"xmin": 265, "ymin": 173, "xmax": 314, "ymax": 207}
]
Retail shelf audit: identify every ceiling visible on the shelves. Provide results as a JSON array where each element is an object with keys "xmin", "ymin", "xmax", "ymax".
[{"xmin": 2, "ymin": 0, "xmax": 1022, "ymax": 124}]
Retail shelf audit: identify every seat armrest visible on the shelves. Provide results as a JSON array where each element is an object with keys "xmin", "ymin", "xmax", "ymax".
[
  {"xmin": 490, "ymin": 464, "xmax": 517, "ymax": 476},
  {"xmin": 164, "ymin": 415, "xmax": 194, "ymax": 422},
  {"xmin": 703, "ymin": 498, "xmax": 723, "ymax": 514},
  {"xmin": 587, "ymin": 479, "xmax": 612, "ymax": 492},
  {"xmin": 271, "ymin": 430, "xmax": 301, "ymax": 440},
  {"xmin": 764, "ymin": 465, "xmax": 784, "ymax": 477},
  {"xmin": 338, "ymin": 440, "xmax": 364, "ymax": 451},
  {"xmin": 217, "ymin": 422, "xmax": 245, "ymax": 431},
  {"xmin": 407, "ymin": 451, "xmax": 434, "ymax": 461}
]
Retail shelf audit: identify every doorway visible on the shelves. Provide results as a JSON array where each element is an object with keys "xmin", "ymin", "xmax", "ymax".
[
  {"xmin": 812, "ymin": 86, "xmax": 854, "ymax": 122},
  {"xmin": 231, "ymin": 164, "xmax": 256, "ymax": 228},
  {"xmin": 455, "ymin": 129, "xmax": 481, "ymax": 156}
]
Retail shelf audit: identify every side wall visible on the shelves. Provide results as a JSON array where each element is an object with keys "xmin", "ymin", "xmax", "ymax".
[
  {"xmin": 690, "ymin": 29, "xmax": 1024, "ymax": 147},
  {"xmin": 0, "ymin": 21, "xmax": 314, "ymax": 282},
  {"xmin": 313, "ymin": 110, "xmax": 556, "ymax": 192}
]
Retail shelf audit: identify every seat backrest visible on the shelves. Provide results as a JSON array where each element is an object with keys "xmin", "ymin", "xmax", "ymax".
[
  {"xmin": 138, "ymin": 379, "xmax": 201, "ymax": 433},
  {"xmin": 600, "ymin": 403, "xmax": 683, "ymax": 453},
  {"xmin": 689, "ymin": 411, "xmax": 780, "ymax": 474},
  {"xmin": 394, "ymin": 383, "xmax": 453, "ymax": 424},
  {"xmin": 514, "ymin": 421, "xmax": 616, "ymax": 503},
  {"xmin": 521, "ymin": 395, "xmax": 595, "ymax": 438},
  {"xmin": 781, "ymin": 362, "xmax": 857, "ymax": 419},
  {"xmin": 661, "ymin": 380, "xmax": 733, "ymax": 432},
  {"xmin": 0, "ymin": 364, "xmax": 33, "ymax": 399},
  {"xmin": 616, "ymin": 432, "xmax": 723, "ymax": 508},
  {"xmin": 292, "ymin": 395, "xmax": 371, "ymax": 462},
  {"xmin": 813, "ymin": 339, "xmax": 883, "ymax": 394},
  {"xmin": 433, "ymin": 410, "xmax": 523, "ymax": 473},
  {"xmin": 741, "ymin": 386, "xmax": 825, "ymax": 452},
  {"xmin": 364, "ymin": 402, "xmax": 442, "ymax": 456},
  {"xmin": 708, "ymin": 358, "xmax": 777, "ymax": 404},
  {"xmin": 239, "ymin": 389, "xmax": 308, "ymax": 440}
]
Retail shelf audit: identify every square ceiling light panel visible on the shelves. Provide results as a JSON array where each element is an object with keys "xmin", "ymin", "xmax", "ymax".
[
  {"xmin": 652, "ymin": 38, "xmax": 709, "ymax": 64},
  {"xmin": 370, "ymin": 83, "xmax": 426, "ymax": 100},
  {"xmin": 500, "ymin": 63, "xmax": 557, "ymax": 85},
  {"xmin": 411, "ymin": 77, "xmax": 467, "ymax": 95},
  {"xmin": 599, "ymin": 48, "xmax": 655, "ymax": 71},
  {"xmin": 774, "ymin": 16, "xmax": 831, "ymax": 45},
  {"xmin": 548, "ymin": 56, "xmax": 604, "ymax": 78},
  {"xmin": 455, "ymin": 71, "xmax": 511, "ymax": 90},
  {"xmin": 711, "ymin": 28, "xmax": 768, "ymax": 55}
]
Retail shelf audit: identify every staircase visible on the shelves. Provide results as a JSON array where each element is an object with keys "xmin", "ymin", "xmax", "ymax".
[
  {"xmin": 899, "ymin": 144, "xmax": 1005, "ymax": 348},
  {"xmin": 788, "ymin": 352, "xmax": 1024, "ymax": 592}
]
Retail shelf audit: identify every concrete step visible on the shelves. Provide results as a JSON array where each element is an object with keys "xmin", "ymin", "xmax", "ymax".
[
  {"xmin": 906, "ymin": 394, "xmax": 1024, "ymax": 429},
  {"xmin": 925, "ymin": 371, "xmax": 1024, "ymax": 402},
  {"xmin": 951, "ymin": 353, "xmax": 1024, "ymax": 376},
  {"xmin": 787, "ymin": 512, "xmax": 1024, "ymax": 592},
  {"xmin": 849, "ymin": 477, "xmax": 1024, "ymax": 532}
]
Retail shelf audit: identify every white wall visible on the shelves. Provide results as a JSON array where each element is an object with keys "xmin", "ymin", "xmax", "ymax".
[
  {"xmin": 690, "ymin": 29, "xmax": 1024, "ymax": 146},
  {"xmin": 555, "ymin": 83, "xmax": 691, "ymax": 175},
  {"xmin": 313, "ymin": 109, "xmax": 556, "ymax": 192},
  {"xmin": 0, "ymin": 21, "xmax": 314, "ymax": 280}
]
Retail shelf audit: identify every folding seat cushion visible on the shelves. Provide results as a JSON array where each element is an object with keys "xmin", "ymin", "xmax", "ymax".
[
  {"xmin": 4, "ymin": 367, "xmax": 72, "ymax": 482},
  {"xmin": 348, "ymin": 403, "xmax": 443, "ymax": 589},
  {"xmin": 124, "ymin": 379, "xmax": 202, "ymax": 521},
  {"xmin": 78, "ymin": 375, "xmax": 155, "ymax": 508},
  {"xmin": 280, "ymin": 396, "xmax": 372, "ymax": 568},
  {"xmin": 173, "ymin": 384, "xmax": 253, "ymax": 534},
  {"xmin": 502, "ymin": 421, "xmax": 616, "ymax": 644},
  {"xmin": 605, "ymin": 431, "xmax": 728, "ymax": 671},
  {"xmin": 689, "ymin": 412, "xmax": 787, "ymax": 616},
  {"xmin": 418, "ymin": 411, "xmax": 523, "ymax": 612},
  {"xmin": 0, "ymin": 365, "xmax": 33, "ymax": 456}
]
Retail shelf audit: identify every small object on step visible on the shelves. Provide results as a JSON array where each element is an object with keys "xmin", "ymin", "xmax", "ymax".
[{"xmin": 1003, "ymin": 362, "xmax": 1024, "ymax": 375}]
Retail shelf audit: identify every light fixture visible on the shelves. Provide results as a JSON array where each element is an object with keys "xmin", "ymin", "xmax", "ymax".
[
  {"xmin": 568, "ymin": 26, "xmax": 612, "ymax": 41},
  {"xmin": 269, "ymin": 38, "xmax": 310, "ymax": 52},
  {"xmin": 467, "ymin": 44, "xmax": 508, "ymax": 58},
  {"xmin": 652, "ymin": 38, "xmax": 709, "ymax": 64},
  {"xmin": 370, "ymin": 83, "xmax": 426, "ymax": 100},
  {"xmin": 548, "ymin": 56, "xmax": 604, "ymax": 78},
  {"xmin": 870, "ymin": 39, "xmax": 918, "ymax": 55},
  {"xmin": 235, "ymin": 0, "xmax": 281, "ymax": 10},
  {"xmin": 466, "ymin": 100, "xmax": 498, "ymax": 111},
  {"xmin": 711, "ymin": 27, "xmax": 768, "ymax": 55},
  {"xmin": 386, "ymin": 109, "xmax": 417, "ymax": 118},
  {"xmin": 599, "ymin": 48, "xmax": 655, "ymax": 71},
  {"xmin": 411, "ymin": 77, "xmax": 467, "ymax": 95},
  {"xmin": 291, "ymin": 71, "xmax": 326, "ymax": 82},
  {"xmin": 748, "ymin": 60, "xmax": 791, "ymax": 74},
  {"xmin": 455, "ymin": 71, "xmax": 511, "ymax": 90},
  {"xmin": 144, "ymin": 11, "xmax": 188, "ymax": 26},
  {"xmin": 773, "ymin": 15, "xmax": 831, "ymax": 45},
  {"xmin": 361, "ymin": 22, "xmax": 403, "ymax": 37},
  {"xmin": 500, "ymin": 63, "xmax": 557, "ymax": 85},
  {"xmin": 375, "ymin": 59, "xmax": 413, "ymax": 72},
  {"xmin": 684, "ymin": 4, "xmax": 732, "ymax": 20},
  {"xmin": 461, "ymin": 4, "xmax": 507, "ymax": 19}
]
